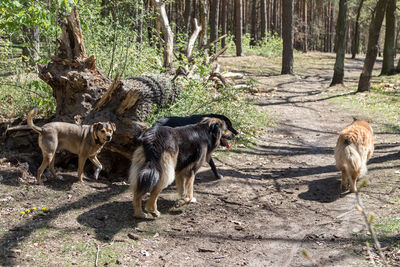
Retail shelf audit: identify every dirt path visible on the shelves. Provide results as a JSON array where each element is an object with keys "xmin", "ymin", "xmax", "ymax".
[{"xmin": 1, "ymin": 53, "xmax": 398, "ymax": 266}]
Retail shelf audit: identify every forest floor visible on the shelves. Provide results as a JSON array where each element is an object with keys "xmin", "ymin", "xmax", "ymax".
[{"xmin": 1, "ymin": 52, "xmax": 400, "ymax": 266}]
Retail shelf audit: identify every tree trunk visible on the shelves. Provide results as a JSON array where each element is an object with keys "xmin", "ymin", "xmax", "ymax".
[
  {"xmin": 380, "ymin": 0, "xmax": 396, "ymax": 75},
  {"xmin": 260, "ymin": 0, "xmax": 267, "ymax": 39},
  {"xmin": 234, "ymin": 0, "xmax": 243, "ymax": 56},
  {"xmin": 357, "ymin": 0, "xmax": 388, "ymax": 92},
  {"xmin": 210, "ymin": 0, "xmax": 220, "ymax": 53},
  {"xmin": 302, "ymin": 0, "xmax": 307, "ymax": 52},
  {"xmin": 199, "ymin": 0, "xmax": 209, "ymax": 49},
  {"xmin": 272, "ymin": 0, "xmax": 278, "ymax": 34},
  {"xmin": 330, "ymin": 0, "xmax": 348, "ymax": 86},
  {"xmin": 281, "ymin": 0, "xmax": 293, "ymax": 74},
  {"xmin": 184, "ymin": 0, "xmax": 192, "ymax": 31},
  {"xmin": 221, "ymin": 0, "xmax": 228, "ymax": 47},
  {"xmin": 35, "ymin": 6, "xmax": 180, "ymax": 179},
  {"xmin": 154, "ymin": 0, "xmax": 174, "ymax": 68},
  {"xmin": 250, "ymin": 0, "xmax": 257, "ymax": 46},
  {"xmin": 351, "ymin": 0, "xmax": 364, "ymax": 59}
]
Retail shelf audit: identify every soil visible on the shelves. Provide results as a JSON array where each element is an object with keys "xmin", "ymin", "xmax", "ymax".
[{"xmin": 1, "ymin": 53, "xmax": 399, "ymax": 266}]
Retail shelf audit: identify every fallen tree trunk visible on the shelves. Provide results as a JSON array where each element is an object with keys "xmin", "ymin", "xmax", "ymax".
[{"xmin": 6, "ymin": 6, "xmax": 180, "ymax": 179}]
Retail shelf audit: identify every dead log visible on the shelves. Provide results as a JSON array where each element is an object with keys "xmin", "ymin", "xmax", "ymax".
[{"xmin": 6, "ymin": 6, "xmax": 180, "ymax": 180}]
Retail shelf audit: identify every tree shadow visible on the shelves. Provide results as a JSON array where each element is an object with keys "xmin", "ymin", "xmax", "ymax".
[
  {"xmin": 76, "ymin": 197, "xmax": 178, "ymax": 242},
  {"xmin": 0, "ymin": 183, "xmax": 129, "ymax": 266}
]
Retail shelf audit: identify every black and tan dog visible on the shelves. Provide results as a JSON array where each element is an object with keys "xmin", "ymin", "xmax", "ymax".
[
  {"xmin": 27, "ymin": 108, "xmax": 116, "ymax": 184},
  {"xmin": 129, "ymin": 117, "xmax": 235, "ymax": 218},
  {"xmin": 153, "ymin": 114, "xmax": 238, "ymax": 179}
]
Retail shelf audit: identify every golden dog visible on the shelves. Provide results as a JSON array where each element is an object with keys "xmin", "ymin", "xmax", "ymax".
[
  {"xmin": 334, "ymin": 119, "xmax": 374, "ymax": 193},
  {"xmin": 27, "ymin": 108, "xmax": 115, "ymax": 184}
]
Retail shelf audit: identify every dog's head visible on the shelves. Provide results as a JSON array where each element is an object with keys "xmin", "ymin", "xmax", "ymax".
[
  {"xmin": 202, "ymin": 117, "xmax": 236, "ymax": 149},
  {"xmin": 92, "ymin": 122, "xmax": 116, "ymax": 144},
  {"xmin": 215, "ymin": 114, "xmax": 238, "ymax": 136}
]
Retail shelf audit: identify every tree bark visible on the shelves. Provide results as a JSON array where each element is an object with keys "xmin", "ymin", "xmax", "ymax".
[
  {"xmin": 199, "ymin": 0, "xmax": 209, "ymax": 49},
  {"xmin": 250, "ymin": 0, "xmax": 257, "ymax": 46},
  {"xmin": 281, "ymin": 0, "xmax": 293, "ymax": 74},
  {"xmin": 357, "ymin": 0, "xmax": 388, "ymax": 92},
  {"xmin": 234, "ymin": 0, "xmax": 243, "ymax": 56},
  {"xmin": 380, "ymin": 0, "xmax": 396, "ymax": 75},
  {"xmin": 272, "ymin": 0, "xmax": 278, "ymax": 34},
  {"xmin": 35, "ymin": 6, "xmax": 180, "ymax": 179},
  {"xmin": 184, "ymin": 0, "xmax": 192, "ymax": 31},
  {"xmin": 221, "ymin": 0, "xmax": 228, "ymax": 47},
  {"xmin": 260, "ymin": 0, "xmax": 267, "ymax": 40},
  {"xmin": 302, "ymin": 0, "xmax": 307, "ymax": 52},
  {"xmin": 351, "ymin": 0, "xmax": 364, "ymax": 59},
  {"xmin": 154, "ymin": 0, "xmax": 174, "ymax": 68},
  {"xmin": 330, "ymin": 0, "xmax": 348, "ymax": 87},
  {"xmin": 210, "ymin": 0, "xmax": 220, "ymax": 53}
]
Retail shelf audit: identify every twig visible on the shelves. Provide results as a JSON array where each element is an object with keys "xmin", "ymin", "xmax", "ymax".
[
  {"xmin": 94, "ymin": 242, "xmax": 100, "ymax": 267},
  {"xmin": 355, "ymin": 189, "xmax": 388, "ymax": 266}
]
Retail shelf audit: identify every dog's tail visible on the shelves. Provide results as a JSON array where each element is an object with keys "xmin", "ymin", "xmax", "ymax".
[
  {"xmin": 129, "ymin": 146, "xmax": 161, "ymax": 195},
  {"xmin": 344, "ymin": 140, "xmax": 368, "ymax": 176},
  {"xmin": 27, "ymin": 108, "xmax": 43, "ymax": 134}
]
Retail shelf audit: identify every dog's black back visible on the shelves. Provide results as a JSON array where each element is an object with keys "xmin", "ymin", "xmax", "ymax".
[{"xmin": 153, "ymin": 114, "xmax": 238, "ymax": 136}]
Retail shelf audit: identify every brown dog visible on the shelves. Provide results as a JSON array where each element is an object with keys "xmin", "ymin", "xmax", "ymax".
[
  {"xmin": 129, "ymin": 117, "xmax": 235, "ymax": 218},
  {"xmin": 27, "ymin": 108, "xmax": 116, "ymax": 184},
  {"xmin": 334, "ymin": 119, "xmax": 374, "ymax": 193}
]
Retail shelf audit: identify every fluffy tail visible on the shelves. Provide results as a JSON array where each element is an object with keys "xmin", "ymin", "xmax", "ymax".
[
  {"xmin": 137, "ymin": 161, "xmax": 160, "ymax": 194},
  {"xmin": 344, "ymin": 142, "xmax": 367, "ymax": 177},
  {"xmin": 129, "ymin": 146, "xmax": 161, "ymax": 196},
  {"xmin": 27, "ymin": 108, "xmax": 42, "ymax": 134}
]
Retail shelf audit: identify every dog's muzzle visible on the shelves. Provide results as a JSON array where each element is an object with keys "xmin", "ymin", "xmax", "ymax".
[{"xmin": 106, "ymin": 136, "xmax": 112, "ymax": 141}]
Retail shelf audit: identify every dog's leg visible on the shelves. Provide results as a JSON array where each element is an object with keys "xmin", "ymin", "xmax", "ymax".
[
  {"xmin": 175, "ymin": 173, "xmax": 184, "ymax": 197},
  {"xmin": 77, "ymin": 157, "xmax": 87, "ymax": 182},
  {"xmin": 209, "ymin": 158, "xmax": 222, "ymax": 179},
  {"xmin": 133, "ymin": 192, "xmax": 147, "ymax": 218},
  {"xmin": 340, "ymin": 169, "xmax": 349, "ymax": 192},
  {"xmin": 89, "ymin": 156, "xmax": 102, "ymax": 180},
  {"xmin": 349, "ymin": 170, "xmax": 359, "ymax": 193},
  {"xmin": 175, "ymin": 172, "xmax": 196, "ymax": 208},
  {"xmin": 37, "ymin": 152, "xmax": 53, "ymax": 184},
  {"xmin": 49, "ymin": 156, "xmax": 63, "ymax": 180},
  {"xmin": 145, "ymin": 187, "xmax": 162, "ymax": 218}
]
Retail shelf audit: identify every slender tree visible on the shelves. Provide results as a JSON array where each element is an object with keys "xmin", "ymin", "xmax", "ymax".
[
  {"xmin": 183, "ymin": 0, "xmax": 192, "ymax": 31},
  {"xmin": 221, "ymin": 0, "xmax": 228, "ymax": 47},
  {"xmin": 351, "ymin": 0, "xmax": 364, "ymax": 59},
  {"xmin": 357, "ymin": 0, "xmax": 388, "ymax": 92},
  {"xmin": 330, "ymin": 0, "xmax": 348, "ymax": 86},
  {"xmin": 380, "ymin": 0, "xmax": 396, "ymax": 75},
  {"xmin": 154, "ymin": 0, "xmax": 174, "ymax": 68},
  {"xmin": 234, "ymin": 0, "xmax": 243, "ymax": 56},
  {"xmin": 250, "ymin": 0, "xmax": 257, "ymax": 46},
  {"xmin": 281, "ymin": 0, "xmax": 293, "ymax": 74},
  {"xmin": 302, "ymin": 0, "xmax": 307, "ymax": 52},
  {"xmin": 210, "ymin": 0, "xmax": 220, "ymax": 52},
  {"xmin": 260, "ymin": 0, "xmax": 267, "ymax": 40}
]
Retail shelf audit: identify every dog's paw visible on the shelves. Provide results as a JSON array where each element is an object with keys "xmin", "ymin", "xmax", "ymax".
[
  {"xmin": 216, "ymin": 174, "xmax": 223, "ymax": 179},
  {"xmin": 190, "ymin": 197, "xmax": 197, "ymax": 203},
  {"xmin": 57, "ymin": 175, "xmax": 64, "ymax": 180},
  {"xmin": 149, "ymin": 210, "xmax": 160, "ymax": 218},
  {"xmin": 175, "ymin": 198, "xmax": 193, "ymax": 208},
  {"xmin": 134, "ymin": 212, "xmax": 148, "ymax": 219}
]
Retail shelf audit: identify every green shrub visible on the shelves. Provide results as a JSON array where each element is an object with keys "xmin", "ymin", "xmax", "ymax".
[{"xmin": 226, "ymin": 33, "xmax": 283, "ymax": 58}]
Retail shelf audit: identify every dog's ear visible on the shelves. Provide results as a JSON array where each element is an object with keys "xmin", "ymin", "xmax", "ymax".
[
  {"xmin": 210, "ymin": 121, "xmax": 222, "ymax": 137},
  {"xmin": 91, "ymin": 122, "xmax": 103, "ymax": 133},
  {"xmin": 111, "ymin": 122, "xmax": 116, "ymax": 132}
]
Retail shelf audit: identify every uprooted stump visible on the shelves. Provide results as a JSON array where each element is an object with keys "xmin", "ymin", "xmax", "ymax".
[{"xmin": 3, "ymin": 6, "xmax": 180, "ymax": 180}]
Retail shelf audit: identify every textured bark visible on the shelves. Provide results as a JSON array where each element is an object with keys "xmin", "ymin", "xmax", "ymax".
[
  {"xmin": 184, "ymin": 0, "xmax": 192, "ymax": 31},
  {"xmin": 302, "ymin": 0, "xmax": 307, "ymax": 52},
  {"xmin": 380, "ymin": 0, "xmax": 396, "ymax": 75},
  {"xmin": 357, "ymin": 0, "xmax": 388, "ymax": 92},
  {"xmin": 330, "ymin": 0, "xmax": 348, "ymax": 87},
  {"xmin": 154, "ymin": 0, "xmax": 174, "ymax": 68},
  {"xmin": 250, "ymin": 0, "xmax": 257, "ymax": 46},
  {"xmin": 260, "ymin": 0, "xmax": 267, "ymax": 39},
  {"xmin": 234, "ymin": 0, "xmax": 243, "ymax": 56},
  {"xmin": 221, "ymin": 0, "xmax": 228, "ymax": 47},
  {"xmin": 281, "ymin": 0, "xmax": 293, "ymax": 74},
  {"xmin": 33, "ymin": 6, "xmax": 180, "ymax": 179},
  {"xmin": 351, "ymin": 0, "xmax": 364, "ymax": 59},
  {"xmin": 210, "ymin": 0, "xmax": 220, "ymax": 53}
]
